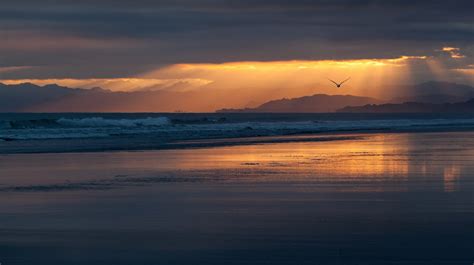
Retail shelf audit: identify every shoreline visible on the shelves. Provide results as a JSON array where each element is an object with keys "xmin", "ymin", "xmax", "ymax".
[
  {"xmin": 2, "ymin": 126, "xmax": 474, "ymax": 155},
  {"xmin": 1, "ymin": 130, "xmax": 473, "ymax": 264}
]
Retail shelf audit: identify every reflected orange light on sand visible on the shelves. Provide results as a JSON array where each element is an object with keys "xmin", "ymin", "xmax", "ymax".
[
  {"xmin": 161, "ymin": 134, "xmax": 410, "ymax": 180},
  {"xmin": 444, "ymin": 165, "xmax": 461, "ymax": 192}
]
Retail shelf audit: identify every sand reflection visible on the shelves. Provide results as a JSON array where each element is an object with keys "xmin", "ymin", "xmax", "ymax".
[
  {"xmin": 0, "ymin": 132, "xmax": 472, "ymax": 193},
  {"xmin": 444, "ymin": 165, "xmax": 461, "ymax": 192}
]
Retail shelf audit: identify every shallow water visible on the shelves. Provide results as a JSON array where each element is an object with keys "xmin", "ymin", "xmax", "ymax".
[{"xmin": 0, "ymin": 132, "xmax": 473, "ymax": 264}]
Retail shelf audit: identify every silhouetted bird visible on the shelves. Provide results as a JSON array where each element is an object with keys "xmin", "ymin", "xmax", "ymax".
[{"xmin": 328, "ymin": 77, "xmax": 350, "ymax": 88}]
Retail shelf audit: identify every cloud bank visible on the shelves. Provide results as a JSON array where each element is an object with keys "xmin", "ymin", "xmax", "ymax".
[{"xmin": 0, "ymin": 0, "xmax": 472, "ymax": 80}]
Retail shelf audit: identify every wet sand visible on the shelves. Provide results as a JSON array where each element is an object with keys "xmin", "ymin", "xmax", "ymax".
[{"xmin": 0, "ymin": 132, "xmax": 473, "ymax": 264}]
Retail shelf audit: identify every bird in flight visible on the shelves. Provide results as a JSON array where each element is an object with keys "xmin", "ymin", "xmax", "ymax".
[{"xmin": 328, "ymin": 77, "xmax": 351, "ymax": 88}]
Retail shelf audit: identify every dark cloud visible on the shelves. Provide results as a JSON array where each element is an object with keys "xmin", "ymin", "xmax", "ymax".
[{"xmin": 0, "ymin": 0, "xmax": 473, "ymax": 79}]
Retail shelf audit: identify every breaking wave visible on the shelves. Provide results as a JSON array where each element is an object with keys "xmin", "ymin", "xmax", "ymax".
[
  {"xmin": 57, "ymin": 117, "xmax": 170, "ymax": 127},
  {"xmin": 2, "ymin": 113, "xmax": 474, "ymax": 143},
  {"xmin": 3, "ymin": 117, "xmax": 170, "ymax": 129},
  {"xmin": 6, "ymin": 119, "xmax": 60, "ymax": 129}
]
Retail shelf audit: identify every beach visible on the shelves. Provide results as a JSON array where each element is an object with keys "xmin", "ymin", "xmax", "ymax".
[
  {"xmin": 0, "ymin": 131, "xmax": 473, "ymax": 264},
  {"xmin": 3, "ymin": 0, "xmax": 474, "ymax": 263}
]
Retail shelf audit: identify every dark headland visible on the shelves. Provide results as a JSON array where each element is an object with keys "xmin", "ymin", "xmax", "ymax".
[
  {"xmin": 218, "ymin": 81, "xmax": 474, "ymax": 113},
  {"xmin": 338, "ymin": 99, "xmax": 474, "ymax": 113}
]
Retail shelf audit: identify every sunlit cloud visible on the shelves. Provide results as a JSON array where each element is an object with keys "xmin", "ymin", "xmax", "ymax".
[
  {"xmin": 0, "ymin": 66, "xmax": 34, "ymax": 73},
  {"xmin": 142, "ymin": 56, "xmax": 428, "ymax": 100},
  {"xmin": 3, "ymin": 56, "xmax": 428, "ymax": 93},
  {"xmin": 453, "ymin": 67, "xmax": 474, "ymax": 83},
  {"xmin": 3, "ymin": 52, "xmax": 473, "ymax": 110},
  {"xmin": 0, "ymin": 56, "xmax": 431, "ymax": 111},
  {"xmin": 165, "ymin": 56, "xmax": 427, "ymax": 72},
  {"xmin": 441, "ymin": 47, "xmax": 465, "ymax": 59}
]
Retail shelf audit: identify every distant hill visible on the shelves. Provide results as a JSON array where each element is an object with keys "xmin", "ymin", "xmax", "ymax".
[
  {"xmin": 1, "ymin": 81, "xmax": 474, "ymax": 112},
  {"xmin": 0, "ymin": 82, "xmax": 197, "ymax": 112},
  {"xmin": 0, "ymin": 82, "xmax": 332, "ymax": 112},
  {"xmin": 218, "ymin": 94, "xmax": 381, "ymax": 113},
  {"xmin": 0, "ymin": 83, "xmax": 250, "ymax": 112},
  {"xmin": 338, "ymin": 99, "xmax": 474, "ymax": 113},
  {"xmin": 390, "ymin": 94, "xmax": 467, "ymax": 104},
  {"xmin": 0, "ymin": 83, "xmax": 105, "ymax": 112}
]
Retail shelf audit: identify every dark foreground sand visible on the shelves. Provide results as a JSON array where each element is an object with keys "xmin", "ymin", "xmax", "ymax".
[{"xmin": 0, "ymin": 132, "xmax": 473, "ymax": 264}]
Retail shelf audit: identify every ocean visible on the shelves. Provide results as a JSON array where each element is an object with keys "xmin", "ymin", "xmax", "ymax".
[{"xmin": 2, "ymin": 113, "xmax": 474, "ymax": 154}]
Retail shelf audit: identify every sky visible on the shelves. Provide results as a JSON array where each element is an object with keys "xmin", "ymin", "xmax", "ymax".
[{"xmin": 1, "ymin": 0, "xmax": 473, "ymax": 107}]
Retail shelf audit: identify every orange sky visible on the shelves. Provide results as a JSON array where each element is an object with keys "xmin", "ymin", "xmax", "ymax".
[{"xmin": 1, "ymin": 47, "xmax": 473, "ymax": 111}]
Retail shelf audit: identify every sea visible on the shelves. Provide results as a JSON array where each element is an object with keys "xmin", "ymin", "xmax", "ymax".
[{"xmin": 2, "ymin": 112, "xmax": 474, "ymax": 154}]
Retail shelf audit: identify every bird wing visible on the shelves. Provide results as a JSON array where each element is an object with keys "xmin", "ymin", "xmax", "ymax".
[
  {"xmin": 340, "ymin": 77, "xmax": 351, "ymax": 85},
  {"xmin": 327, "ymin": 78, "xmax": 339, "ymax": 86}
]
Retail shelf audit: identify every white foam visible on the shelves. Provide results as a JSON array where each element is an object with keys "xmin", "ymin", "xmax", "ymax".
[
  {"xmin": 57, "ymin": 117, "xmax": 170, "ymax": 127},
  {"xmin": 2, "ymin": 116, "xmax": 474, "ymax": 142}
]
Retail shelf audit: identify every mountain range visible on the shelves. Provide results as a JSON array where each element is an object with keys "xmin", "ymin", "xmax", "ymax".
[
  {"xmin": 219, "ymin": 81, "xmax": 474, "ymax": 113},
  {"xmin": 338, "ymin": 99, "xmax": 474, "ymax": 113},
  {"xmin": 1, "ymin": 81, "xmax": 474, "ymax": 113},
  {"xmin": 0, "ymin": 83, "xmax": 228, "ymax": 112},
  {"xmin": 218, "ymin": 94, "xmax": 381, "ymax": 113}
]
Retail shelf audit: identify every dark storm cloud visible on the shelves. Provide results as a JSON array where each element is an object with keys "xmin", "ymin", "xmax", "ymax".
[{"xmin": 0, "ymin": 0, "xmax": 473, "ymax": 78}]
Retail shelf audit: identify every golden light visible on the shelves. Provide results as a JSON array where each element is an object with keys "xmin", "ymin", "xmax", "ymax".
[
  {"xmin": 0, "ymin": 55, "xmax": 434, "ymax": 110},
  {"xmin": 141, "ymin": 56, "xmax": 427, "ymax": 100},
  {"xmin": 443, "ymin": 165, "xmax": 461, "ymax": 192},
  {"xmin": 156, "ymin": 134, "xmax": 411, "ymax": 188},
  {"xmin": 426, "ymin": 58, "xmax": 451, "ymax": 81},
  {"xmin": 441, "ymin": 47, "xmax": 465, "ymax": 59}
]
